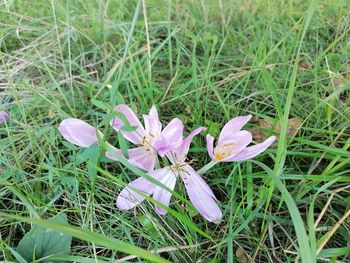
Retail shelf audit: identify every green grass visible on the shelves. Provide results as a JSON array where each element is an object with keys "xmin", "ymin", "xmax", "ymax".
[{"xmin": 1, "ymin": 0, "xmax": 350, "ymax": 262}]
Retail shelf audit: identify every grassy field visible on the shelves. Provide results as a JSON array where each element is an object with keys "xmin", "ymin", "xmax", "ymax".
[{"xmin": 1, "ymin": 0, "xmax": 350, "ymax": 262}]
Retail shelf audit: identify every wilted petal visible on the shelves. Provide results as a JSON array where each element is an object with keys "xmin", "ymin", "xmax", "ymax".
[
  {"xmin": 58, "ymin": 118, "xmax": 100, "ymax": 148},
  {"xmin": 218, "ymin": 115, "xmax": 252, "ymax": 144},
  {"xmin": 128, "ymin": 146, "xmax": 156, "ymax": 171},
  {"xmin": 181, "ymin": 165, "xmax": 222, "ymax": 223},
  {"xmin": 154, "ymin": 118, "xmax": 184, "ymax": 156},
  {"xmin": 152, "ymin": 167, "xmax": 177, "ymax": 215},
  {"xmin": 213, "ymin": 130, "xmax": 252, "ymax": 162},
  {"xmin": 105, "ymin": 144, "xmax": 125, "ymax": 160},
  {"xmin": 110, "ymin": 104, "xmax": 145, "ymax": 145},
  {"xmin": 0, "ymin": 111, "xmax": 9, "ymax": 123},
  {"xmin": 116, "ymin": 177, "xmax": 157, "ymax": 210},
  {"xmin": 228, "ymin": 136, "xmax": 276, "ymax": 162}
]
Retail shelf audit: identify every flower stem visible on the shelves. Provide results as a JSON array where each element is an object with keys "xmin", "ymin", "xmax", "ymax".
[{"xmin": 197, "ymin": 160, "xmax": 217, "ymax": 175}]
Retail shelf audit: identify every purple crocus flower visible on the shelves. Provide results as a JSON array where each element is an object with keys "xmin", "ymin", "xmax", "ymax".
[
  {"xmin": 59, "ymin": 118, "xmax": 102, "ymax": 148},
  {"xmin": 58, "ymin": 118, "xmax": 123, "ymax": 157},
  {"xmin": 0, "ymin": 111, "xmax": 9, "ymax": 124},
  {"xmin": 109, "ymin": 104, "xmax": 183, "ymax": 171},
  {"xmin": 206, "ymin": 115, "xmax": 276, "ymax": 162},
  {"xmin": 116, "ymin": 127, "xmax": 223, "ymax": 224}
]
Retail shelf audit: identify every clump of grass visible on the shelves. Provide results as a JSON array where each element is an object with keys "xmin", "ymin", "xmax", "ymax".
[{"xmin": 1, "ymin": 0, "xmax": 350, "ymax": 262}]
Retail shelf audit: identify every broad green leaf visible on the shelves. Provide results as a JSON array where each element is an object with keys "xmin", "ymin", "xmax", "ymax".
[
  {"xmin": 1, "ymin": 212, "xmax": 169, "ymax": 263},
  {"xmin": 16, "ymin": 213, "xmax": 72, "ymax": 262}
]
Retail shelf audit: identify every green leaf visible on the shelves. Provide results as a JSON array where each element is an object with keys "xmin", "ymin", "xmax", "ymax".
[
  {"xmin": 118, "ymin": 131, "xmax": 129, "ymax": 157},
  {"xmin": 91, "ymin": 99, "xmax": 111, "ymax": 111},
  {"xmin": 318, "ymin": 247, "xmax": 350, "ymax": 258},
  {"xmin": 2, "ymin": 212, "xmax": 169, "ymax": 263},
  {"xmin": 16, "ymin": 213, "xmax": 72, "ymax": 262},
  {"xmin": 85, "ymin": 144, "xmax": 100, "ymax": 182},
  {"xmin": 3, "ymin": 244, "xmax": 27, "ymax": 263},
  {"xmin": 60, "ymin": 176, "xmax": 79, "ymax": 195},
  {"xmin": 204, "ymin": 119, "xmax": 220, "ymax": 137},
  {"xmin": 251, "ymin": 160, "xmax": 315, "ymax": 263},
  {"xmin": 138, "ymin": 215, "xmax": 157, "ymax": 235},
  {"xmin": 115, "ymin": 90, "xmax": 125, "ymax": 104}
]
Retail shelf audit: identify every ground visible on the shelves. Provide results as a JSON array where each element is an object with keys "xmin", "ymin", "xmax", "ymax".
[{"xmin": 0, "ymin": 0, "xmax": 349, "ymax": 262}]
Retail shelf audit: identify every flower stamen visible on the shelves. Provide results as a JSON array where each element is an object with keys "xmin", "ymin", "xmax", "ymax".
[{"xmin": 214, "ymin": 143, "xmax": 235, "ymax": 160}]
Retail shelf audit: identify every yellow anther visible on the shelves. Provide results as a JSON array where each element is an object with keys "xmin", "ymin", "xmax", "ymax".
[
  {"xmin": 214, "ymin": 151, "xmax": 229, "ymax": 160},
  {"xmin": 214, "ymin": 143, "xmax": 235, "ymax": 160}
]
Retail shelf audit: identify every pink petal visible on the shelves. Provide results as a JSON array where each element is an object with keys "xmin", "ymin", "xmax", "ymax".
[
  {"xmin": 110, "ymin": 104, "xmax": 145, "ymax": 145},
  {"xmin": 105, "ymin": 144, "xmax": 125, "ymax": 160},
  {"xmin": 58, "ymin": 118, "xmax": 101, "ymax": 148},
  {"xmin": 228, "ymin": 136, "xmax": 276, "ymax": 161},
  {"xmin": 128, "ymin": 146, "xmax": 156, "ymax": 171},
  {"xmin": 116, "ymin": 167, "xmax": 170, "ymax": 210},
  {"xmin": 183, "ymin": 165, "xmax": 217, "ymax": 199},
  {"xmin": 213, "ymin": 130, "xmax": 252, "ymax": 162},
  {"xmin": 218, "ymin": 115, "xmax": 252, "ymax": 144},
  {"xmin": 143, "ymin": 114, "xmax": 162, "ymax": 140},
  {"xmin": 174, "ymin": 127, "xmax": 206, "ymax": 163},
  {"xmin": 154, "ymin": 118, "xmax": 184, "ymax": 156},
  {"xmin": 206, "ymin": 134, "xmax": 215, "ymax": 160},
  {"xmin": 181, "ymin": 165, "xmax": 222, "ymax": 223},
  {"xmin": 148, "ymin": 105, "xmax": 158, "ymax": 119},
  {"xmin": 116, "ymin": 177, "xmax": 157, "ymax": 210},
  {"xmin": 152, "ymin": 168, "xmax": 177, "ymax": 215},
  {"xmin": 0, "ymin": 111, "xmax": 9, "ymax": 123}
]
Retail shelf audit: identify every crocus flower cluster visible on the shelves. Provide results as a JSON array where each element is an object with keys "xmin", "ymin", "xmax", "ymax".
[
  {"xmin": 107, "ymin": 105, "xmax": 183, "ymax": 171},
  {"xmin": 58, "ymin": 105, "xmax": 275, "ymax": 223}
]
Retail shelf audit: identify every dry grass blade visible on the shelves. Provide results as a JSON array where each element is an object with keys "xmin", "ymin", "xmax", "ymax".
[
  {"xmin": 316, "ymin": 209, "xmax": 350, "ymax": 256},
  {"xmin": 314, "ymin": 185, "xmax": 350, "ymax": 229},
  {"xmin": 105, "ymin": 41, "xmax": 157, "ymax": 83},
  {"xmin": 307, "ymin": 127, "xmax": 348, "ymax": 174}
]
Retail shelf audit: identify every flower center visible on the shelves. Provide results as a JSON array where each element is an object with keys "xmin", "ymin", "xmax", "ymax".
[
  {"xmin": 141, "ymin": 133, "xmax": 155, "ymax": 154},
  {"xmin": 214, "ymin": 143, "xmax": 235, "ymax": 161},
  {"xmin": 171, "ymin": 163, "xmax": 187, "ymax": 172}
]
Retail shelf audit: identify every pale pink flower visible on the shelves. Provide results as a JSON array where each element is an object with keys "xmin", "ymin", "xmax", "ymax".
[
  {"xmin": 109, "ymin": 104, "xmax": 183, "ymax": 171},
  {"xmin": 58, "ymin": 118, "xmax": 123, "ymax": 157},
  {"xmin": 116, "ymin": 127, "xmax": 223, "ymax": 223},
  {"xmin": 206, "ymin": 115, "xmax": 276, "ymax": 162}
]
